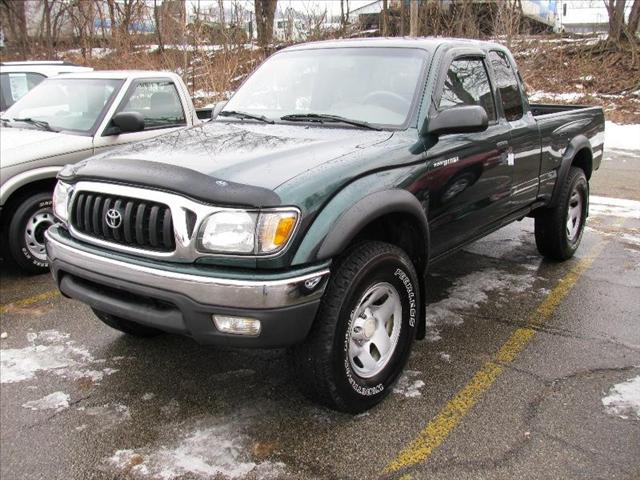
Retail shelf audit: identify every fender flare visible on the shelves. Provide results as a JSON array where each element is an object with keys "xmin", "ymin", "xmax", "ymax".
[
  {"xmin": 0, "ymin": 166, "xmax": 62, "ymax": 207},
  {"xmin": 316, "ymin": 189, "xmax": 430, "ymax": 264},
  {"xmin": 549, "ymin": 135, "xmax": 591, "ymax": 208}
]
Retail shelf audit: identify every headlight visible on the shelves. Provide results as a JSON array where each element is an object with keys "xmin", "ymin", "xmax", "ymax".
[
  {"xmin": 198, "ymin": 209, "xmax": 298, "ymax": 255},
  {"xmin": 52, "ymin": 181, "xmax": 72, "ymax": 223}
]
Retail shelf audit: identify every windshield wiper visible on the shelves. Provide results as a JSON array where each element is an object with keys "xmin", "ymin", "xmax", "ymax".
[
  {"xmin": 11, "ymin": 117, "xmax": 57, "ymax": 132},
  {"xmin": 280, "ymin": 113, "xmax": 382, "ymax": 131},
  {"xmin": 218, "ymin": 110, "xmax": 274, "ymax": 124}
]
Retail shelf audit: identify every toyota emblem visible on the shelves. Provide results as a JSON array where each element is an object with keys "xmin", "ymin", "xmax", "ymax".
[{"xmin": 105, "ymin": 208, "xmax": 122, "ymax": 229}]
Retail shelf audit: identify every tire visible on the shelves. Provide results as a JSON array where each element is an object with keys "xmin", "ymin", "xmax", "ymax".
[
  {"xmin": 92, "ymin": 309, "xmax": 162, "ymax": 338},
  {"xmin": 7, "ymin": 192, "xmax": 55, "ymax": 274},
  {"xmin": 535, "ymin": 166, "xmax": 588, "ymax": 261},
  {"xmin": 291, "ymin": 241, "xmax": 420, "ymax": 413}
]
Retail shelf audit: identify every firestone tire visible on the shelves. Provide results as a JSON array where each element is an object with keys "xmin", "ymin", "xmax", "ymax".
[
  {"xmin": 535, "ymin": 166, "xmax": 588, "ymax": 261},
  {"xmin": 92, "ymin": 309, "xmax": 163, "ymax": 338},
  {"xmin": 7, "ymin": 192, "xmax": 55, "ymax": 274},
  {"xmin": 291, "ymin": 241, "xmax": 420, "ymax": 413}
]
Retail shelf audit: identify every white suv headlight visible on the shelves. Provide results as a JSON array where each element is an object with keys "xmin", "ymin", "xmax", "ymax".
[
  {"xmin": 52, "ymin": 181, "xmax": 72, "ymax": 223},
  {"xmin": 198, "ymin": 209, "xmax": 298, "ymax": 255}
]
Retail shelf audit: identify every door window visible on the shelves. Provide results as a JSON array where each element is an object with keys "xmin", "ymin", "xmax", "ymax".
[
  {"xmin": 438, "ymin": 58, "xmax": 496, "ymax": 122},
  {"xmin": 488, "ymin": 51, "xmax": 524, "ymax": 122},
  {"xmin": 0, "ymin": 72, "xmax": 45, "ymax": 110},
  {"xmin": 118, "ymin": 80, "xmax": 186, "ymax": 129}
]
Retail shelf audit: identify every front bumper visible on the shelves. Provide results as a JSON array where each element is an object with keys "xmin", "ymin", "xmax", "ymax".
[{"xmin": 45, "ymin": 226, "xmax": 330, "ymax": 347}]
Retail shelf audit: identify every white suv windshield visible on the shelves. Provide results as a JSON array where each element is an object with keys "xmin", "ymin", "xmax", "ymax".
[
  {"xmin": 223, "ymin": 47, "xmax": 427, "ymax": 128},
  {"xmin": 3, "ymin": 78, "xmax": 122, "ymax": 134}
]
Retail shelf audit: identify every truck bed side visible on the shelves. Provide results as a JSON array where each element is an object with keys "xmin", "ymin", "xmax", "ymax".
[{"xmin": 531, "ymin": 104, "xmax": 605, "ymax": 205}]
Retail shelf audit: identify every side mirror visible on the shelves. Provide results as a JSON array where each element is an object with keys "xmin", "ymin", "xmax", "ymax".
[
  {"xmin": 212, "ymin": 101, "xmax": 227, "ymax": 119},
  {"xmin": 111, "ymin": 111, "xmax": 145, "ymax": 133},
  {"xmin": 421, "ymin": 105, "xmax": 488, "ymax": 137}
]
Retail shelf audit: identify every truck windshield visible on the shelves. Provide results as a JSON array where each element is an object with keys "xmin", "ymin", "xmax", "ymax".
[
  {"xmin": 222, "ymin": 47, "xmax": 427, "ymax": 128},
  {"xmin": 2, "ymin": 78, "xmax": 122, "ymax": 134}
]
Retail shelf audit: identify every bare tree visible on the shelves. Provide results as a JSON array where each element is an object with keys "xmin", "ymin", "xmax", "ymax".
[
  {"xmin": 409, "ymin": 0, "xmax": 419, "ymax": 37},
  {"xmin": 153, "ymin": 0, "xmax": 164, "ymax": 52},
  {"xmin": 1, "ymin": 0, "xmax": 30, "ymax": 58},
  {"xmin": 606, "ymin": 0, "xmax": 640, "ymax": 44},
  {"xmin": 255, "ymin": 0, "xmax": 277, "ymax": 47},
  {"xmin": 381, "ymin": 0, "xmax": 389, "ymax": 36},
  {"xmin": 340, "ymin": 0, "xmax": 350, "ymax": 35}
]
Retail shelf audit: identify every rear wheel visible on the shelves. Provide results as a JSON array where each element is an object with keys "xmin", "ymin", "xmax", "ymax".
[
  {"xmin": 7, "ymin": 192, "xmax": 55, "ymax": 274},
  {"xmin": 535, "ymin": 166, "xmax": 588, "ymax": 261},
  {"xmin": 291, "ymin": 241, "xmax": 420, "ymax": 413},
  {"xmin": 92, "ymin": 309, "xmax": 162, "ymax": 338}
]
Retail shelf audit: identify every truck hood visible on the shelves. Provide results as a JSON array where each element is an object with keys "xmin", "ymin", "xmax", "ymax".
[
  {"xmin": 83, "ymin": 122, "xmax": 393, "ymax": 190},
  {"xmin": 0, "ymin": 127, "xmax": 92, "ymax": 167}
]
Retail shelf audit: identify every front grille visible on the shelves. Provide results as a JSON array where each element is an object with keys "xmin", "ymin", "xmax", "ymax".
[{"xmin": 71, "ymin": 191, "xmax": 175, "ymax": 251}]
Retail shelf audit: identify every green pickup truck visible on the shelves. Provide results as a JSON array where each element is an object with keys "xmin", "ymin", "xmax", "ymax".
[{"xmin": 45, "ymin": 38, "xmax": 604, "ymax": 413}]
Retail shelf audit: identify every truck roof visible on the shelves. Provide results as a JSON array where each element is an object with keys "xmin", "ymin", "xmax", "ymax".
[
  {"xmin": 54, "ymin": 70, "xmax": 183, "ymax": 81},
  {"xmin": 283, "ymin": 36, "xmax": 505, "ymax": 53}
]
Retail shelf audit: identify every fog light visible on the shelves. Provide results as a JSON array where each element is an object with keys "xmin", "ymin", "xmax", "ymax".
[{"xmin": 213, "ymin": 315, "xmax": 261, "ymax": 336}]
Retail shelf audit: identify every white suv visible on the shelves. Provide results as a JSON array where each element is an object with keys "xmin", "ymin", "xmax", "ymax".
[{"xmin": 0, "ymin": 61, "xmax": 93, "ymax": 111}]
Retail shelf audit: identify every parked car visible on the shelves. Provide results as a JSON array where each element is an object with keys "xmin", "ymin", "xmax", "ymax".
[
  {"xmin": 0, "ymin": 60, "xmax": 93, "ymax": 111},
  {"xmin": 0, "ymin": 70, "xmax": 200, "ymax": 273},
  {"xmin": 46, "ymin": 38, "xmax": 604, "ymax": 412}
]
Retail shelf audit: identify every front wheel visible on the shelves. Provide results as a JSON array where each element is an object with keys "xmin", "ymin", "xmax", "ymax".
[
  {"xmin": 7, "ymin": 192, "xmax": 55, "ymax": 274},
  {"xmin": 535, "ymin": 166, "xmax": 588, "ymax": 261},
  {"xmin": 291, "ymin": 241, "xmax": 420, "ymax": 413}
]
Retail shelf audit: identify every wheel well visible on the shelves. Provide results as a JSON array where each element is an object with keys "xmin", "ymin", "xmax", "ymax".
[
  {"xmin": 349, "ymin": 212, "xmax": 428, "ymax": 274},
  {"xmin": 571, "ymin": 148, "xmax": 593, "ymax": 180},
  {"xmin": 1, "ymin": 178, "xmax": 57, "ymax": 225}
]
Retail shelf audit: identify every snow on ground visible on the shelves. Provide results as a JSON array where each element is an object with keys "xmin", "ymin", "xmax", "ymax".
[
  {"xmin": 0, "ymin": 330, "xmax": 118, "ymax": 384},
  {"xmin": 393, "ymin": 370, "xmax": 425, "ymax": 398},
  {"xmin": 22, "ymin": 391, "xmax": 70, "ymax": 412},
  {"xmin": 602, "ymin": 375, "xmax": 640, "ymax": 420},
  {"xmin": 528, "ymin": 91, "xmax": 586, "ymax": 103},
  {"xmin": 589, "ymin": 196, "xmax": 640, "ymax": 220},
  {"xmin": 604, "ymin": 122, "xmax": 640, "ymax": 151},
  {"xmin": 425, "ymin": 268, "xmax": 536, "ymax": 342},
  {"xmin": 105, "ymin": 421, "xmax": 285, "ymax": 479}
]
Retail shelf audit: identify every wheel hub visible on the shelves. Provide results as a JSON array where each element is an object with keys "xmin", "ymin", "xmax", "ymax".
[
  {"xmin": 24, "ymin": 210, "xmax": 54, "ymax": 262},
  {"xmin": 348, "ymin": 282, "xmax": 402, "ymax": 379},
  {"xmin": 566, "ymin": 186, "xmax": 583, "ymax": 242}
]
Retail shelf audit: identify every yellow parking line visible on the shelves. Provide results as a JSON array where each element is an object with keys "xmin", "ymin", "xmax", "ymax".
[
  {"xmin": 383, "ymin": 240, "xmax": 606, "ymax": 477},
  {"xmin": 0, "ymin": 289, "xmax": 60, "ymax": 316}
]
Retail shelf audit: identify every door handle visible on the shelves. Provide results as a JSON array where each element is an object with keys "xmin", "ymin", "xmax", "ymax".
[{"xmin": 496, "ymin": 141, "xmax": 509, "ymax": 152}]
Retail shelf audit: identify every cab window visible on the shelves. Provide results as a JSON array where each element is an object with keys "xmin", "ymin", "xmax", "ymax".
[
  {"xmin": 0, "ymin": 72, "xmax": 45, "ymax": 110},
  {"xmin": 118, "ymin": 80, "xmax": 186, "ymax": 129},
  {"xmin": 438, "ymin": 58, "xmax": 496, "ymax": 122},
  {"xmin": 488, "ymin": 51, "xmax": 524, "ymax": 122}
]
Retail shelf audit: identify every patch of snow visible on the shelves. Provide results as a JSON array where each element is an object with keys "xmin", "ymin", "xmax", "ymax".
[
  {"xmin": 0, "ymin": 330, "xmax": 118, "ymax": 384},
  {"xmin": 589, "ymin": 196, "xmax": 640, "ymax": 220},
  {"xmin": 22, "ymin": 391, "xmax": 70, "ymax": 412},
  {"xmin": 105, "ymin": 422, "xmax": 286, "ymax": 479},
  {"xmin": 1, "ymin": 332, "xmax": 7, "ymax": 339},
  {"xmin": 605, "ymin": 122, "xmax": 640, "ymax": 151},
  {"xmin": 438, "ymin": 352, "xmax": 452, "ymax": 363},
  {"xmin": 528, "ymin": 91, "xmax": 585, "ymax": 103},
  {"xmin": 141, "ymin": 393, "xmax": 156, "ymax": 401},
  {"xmin": 425, "ymin": 268, "xmax": 536, "ymax": 341},
  {"xmin": 160, "ymin": 399, "xmax": 181, "ymax": 418},
  {"xmin": 393, "ymin": 370, "xmax": 425, "ymax": 398},
  {"xmin": 602, "ymin": 375, "xmax": 640, "ymax": 420},
  {"xmin": 621, "ymin": 233, "xmax": 640, "ymax": 247},
  {"xmin": 85, "ymin": 403, "xmax": 132, "ymax": 429},
  {"xmin": 76, "ymin": 424, "xmax": 88, "ymax": 432}
]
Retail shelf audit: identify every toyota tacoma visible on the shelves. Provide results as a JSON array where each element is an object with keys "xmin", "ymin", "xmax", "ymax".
[{"xmin": 45, "ymin": 38, "xmax": 604, "ymax": 412}]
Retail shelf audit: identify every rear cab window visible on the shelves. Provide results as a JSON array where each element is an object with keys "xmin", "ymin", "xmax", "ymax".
[
  {"xmin": 488, "ymin": 51, "xmax": 525, "ymax": 122},
  {"xmin": 0, "ymin": 72, "xmax": 45, "ymax": 110}
]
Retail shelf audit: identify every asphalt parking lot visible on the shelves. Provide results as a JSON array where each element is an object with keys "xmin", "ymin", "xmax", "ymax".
[{"xmin": 1, "ymin": 148, "xmax": 639, "ymax": 480}]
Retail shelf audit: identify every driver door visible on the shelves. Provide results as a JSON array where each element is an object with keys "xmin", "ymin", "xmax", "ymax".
[{"xmin": 93, "ymin": 78, "xmax": 187, "ymax": 153}]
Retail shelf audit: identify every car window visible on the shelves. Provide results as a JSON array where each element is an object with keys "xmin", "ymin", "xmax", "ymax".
[
  {"xmin": 118, "ymin": 80, "xmax": 186, "ymax": 129},
  {"xmin": 488, "ymin": 51, "xmax": 524, "ymax": 122},
  {"xmin": 223, "ymin": 48, "xmax": 426, "ymax": 128},
  {"xmin": 3, "ymin": 78, "xmax": 122, "ymax": 133},
  {"xmin": 438, "ymin": 58, "xmax": 496, "ymax": 122},
  {"xmin": 0, "ymin": 72, "xmax": 45, "ymax": 110}
]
